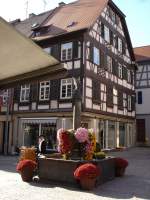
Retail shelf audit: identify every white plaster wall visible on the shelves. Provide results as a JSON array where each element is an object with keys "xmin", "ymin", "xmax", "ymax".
[{"xmin": 136, "ymin": 88, "xmax": 150, "ymax": 114}]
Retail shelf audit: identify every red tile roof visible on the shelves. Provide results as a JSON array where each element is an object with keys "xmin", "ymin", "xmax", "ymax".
[
  {"xmin": 134, "ymin": 45, "xmax": 150, "ymax": 62},
  {"xmin": 33, "ymin": 0, "xmax": 108, "ymax": 41}
]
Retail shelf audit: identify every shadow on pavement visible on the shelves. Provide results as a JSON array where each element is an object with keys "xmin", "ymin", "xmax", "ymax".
[{"xmin": 0, "ymin": 156, "xmax": 18, "ymax": 173}]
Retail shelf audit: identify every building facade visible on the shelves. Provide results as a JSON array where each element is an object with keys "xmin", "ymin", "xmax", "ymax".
[
  {"xmin": 0, "ymin": 0, "xmax": 136, "ymax": 154},
  {"xmin": 134, "ymin": 45, "xmax": 150, "ymax": 146}
]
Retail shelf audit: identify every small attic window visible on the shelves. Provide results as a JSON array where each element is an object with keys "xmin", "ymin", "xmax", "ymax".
[
  {"xmin": 67, "ymin": 21, "xmax": 78, "ymax": 28},
  {"xmin": 31, "ymin": 23, "xmax": 39, "ymax": 29}
]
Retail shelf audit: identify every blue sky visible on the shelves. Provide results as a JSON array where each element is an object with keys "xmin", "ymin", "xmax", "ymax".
[{"xmin": 0, "ymin": 0, "xmax": 150, "ymax": 47}]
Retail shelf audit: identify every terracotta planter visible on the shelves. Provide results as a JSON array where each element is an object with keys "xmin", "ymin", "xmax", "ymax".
[
  {"xmin": 20, "ymin": 166, "xmax": 34, "ymax": 182},
  {"xmin": 80, "ymin": 177, "xmax": 96, "ymax": 190},
  {"xmin": 115, "ymin": 167, "xmax": 125, "ymax": 177}
]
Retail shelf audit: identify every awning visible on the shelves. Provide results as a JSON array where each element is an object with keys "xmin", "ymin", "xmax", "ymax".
[
  {"xmin": 0, "ymin": 17, "xmax": 67, "ymax": 89},
  {"xmin": 21, "ymin": 118, "xmax": 57, "ymax": 124}
]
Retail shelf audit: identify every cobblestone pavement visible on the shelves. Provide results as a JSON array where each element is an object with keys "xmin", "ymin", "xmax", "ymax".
[{"xmin": 0, "ymin": 147, "xmax": 150, "ymax": 200}]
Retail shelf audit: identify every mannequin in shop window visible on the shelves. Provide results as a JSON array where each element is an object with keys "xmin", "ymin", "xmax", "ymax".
[{"xmin": 38, "ymin": 135, "xmax": 47, "ymax": 154}]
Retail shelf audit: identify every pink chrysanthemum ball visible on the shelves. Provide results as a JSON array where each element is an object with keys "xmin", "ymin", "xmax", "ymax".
[{"xmin": 75, "ymin": 127, "xmax": 89, "ymax": 143}]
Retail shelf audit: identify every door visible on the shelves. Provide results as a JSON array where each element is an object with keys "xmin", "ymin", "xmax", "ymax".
[{"xmin": 136, "ymin": 119, "xmax": 146, "ymax": 142}]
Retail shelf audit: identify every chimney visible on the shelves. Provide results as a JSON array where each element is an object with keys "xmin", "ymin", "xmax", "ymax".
[
  {"xmin": 59, "ymin": 2, "xmax": 66, "ymax": 7},
  {"xmin": 29, "ymin": 13, "xmax": 36, "ymax": 18}
]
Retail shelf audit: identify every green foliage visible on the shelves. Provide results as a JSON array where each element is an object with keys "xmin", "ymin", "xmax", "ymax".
[{"xmin": 94, "ymin": 151, "xmax": 106, "ymax": 159}]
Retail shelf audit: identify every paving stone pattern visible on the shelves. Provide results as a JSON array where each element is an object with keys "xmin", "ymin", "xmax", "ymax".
[{"xmin": 0, "ymin": 147, "xmax": 150, "ymax": 200}]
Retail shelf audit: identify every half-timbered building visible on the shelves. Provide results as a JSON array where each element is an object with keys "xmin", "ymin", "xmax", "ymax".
[
  {"xmin": 0, "ymin": 0, "xmax": 136, "ymax": 153},
  {"xmin": 134, "ymin": 45, "xmax": 150, "ymax": 146}
]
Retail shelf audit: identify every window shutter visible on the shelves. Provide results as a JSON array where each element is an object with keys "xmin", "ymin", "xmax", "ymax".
[
  {"xmin": 112, "ymin": 59, "xmax": 118, "ymax": 76},
  {"xmin": 115, "ymin": 36, "xmax": 118, "ymax": 49},
  {"xmin": 131, "ymin": 95, "xmax": 135, "ymax": 111},
  {"xmin": 107, "ymin": 83, "xmax": 113, "ymax": 107},
  {"xmin": 122, "ymin": 42, "xmax": 126, "ymax": 55},
  {"xmin": 101, "ymin": 23, "xmax": 104, "ymax": 38},
  {"xmin": 92, "ymin": 80, "xmax": 100, "ymax": 103},
  {"xmin": 110, "ymin": 30, "xmax": 114, "ymax": 45},
  {"xmin": 89, "ymin": 44, "xmax": 93, "ymax": 62},
  {"xmin": 118, "ymin": 90, "xmax": 123, "ymax": 110},
  {"xmin": 50, "ymin": 80, "xmax": 60, "ymax": 100},
  {"xmin": 13, "ymin": 86, "xmax": 20, "ymax": 102},
  {"xmin": 73, "ymin": 41, "xmax": 79, "ymax": 58},
  {"xmin": 51, "ymin": 44, "xmax": 60, "ymax": 60},
  {"xmin": 31, "ymin": 83, "xmax": 38, "ymax": 101},
  {"xmin": 100, "ymin": 50, "xmax": 106, "ymax": 70},
  {"xmin": 123, "ymin": 66, "xmax": 127, "ymax": 80}
]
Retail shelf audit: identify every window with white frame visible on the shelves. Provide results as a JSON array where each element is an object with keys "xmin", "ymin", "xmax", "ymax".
[
  {"xmin": 104, "ymin": 25, "xmax": 110, "ymax": 43},
  {"xmin": 61, "ymin": 42, "xmax": 73, "ymax": 61},
  {"xmin": 60, "ymin": 79, "xmax": 72, "ymax": 99},
  {"xmin": 39, "ymin": 81, "xmax": 50, "ymax": 101},
  {"xmin": 118, "ymin": 63, "xmax": 123, "ymax": 78},
  {"xmin": 127, "ymin": 69, "xmax": 131, "ymax": 83},
  {"xmin": 20, "ymin": 84, "xmax": 30, "ymax": 102},
  {"xmin": 107, "ymin": 55, "xmax": 112, "ymax": 72},
  {"xmin": 118, "ymin": 38, "xmax": 122, "ymax": 53},
  {"xmin": 128, "ymin": 95, "xmax": 132, "ymax": 111},
  {"xmin": 93, "ymin": 47, "xmax": 100, "ymax": 65},
  {"xmin": 44, "ymin": 47, "xmax": 51, "ymax": 55}
]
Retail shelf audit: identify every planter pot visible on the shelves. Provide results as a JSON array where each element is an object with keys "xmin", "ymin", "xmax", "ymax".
[
  {"xmin": 20, "ymin": 166, "xmax": 34, "ymax": 182},
  {"xmin": 80, "ymin": 177, "xmax": 96, "ymax": 190},
  {"xmin": 115, "ymin": 167, "xmax": 125, "ymax": 177}
]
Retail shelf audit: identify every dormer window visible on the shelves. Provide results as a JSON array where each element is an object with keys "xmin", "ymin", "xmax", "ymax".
[{"xmin": 61, "ymin": 42, "xmax": 73, "ymax": 61}]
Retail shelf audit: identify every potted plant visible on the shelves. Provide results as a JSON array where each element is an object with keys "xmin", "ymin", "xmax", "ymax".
[
  {"xmin": 16, "ymin": 159, "xmax": 37, "ymax": 182},
  {"xmin": 74, "ymin": 163, "xmax": 101, "ymax": 190},
  {"xmin": 114, "ymin": 157, "xmax": 128, "ymax": 177}
]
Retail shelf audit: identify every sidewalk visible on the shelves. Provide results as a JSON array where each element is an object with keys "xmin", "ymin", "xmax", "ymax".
[{"xmin": 0, "ymin": 147, "xmax": 150, "ymax": 200}]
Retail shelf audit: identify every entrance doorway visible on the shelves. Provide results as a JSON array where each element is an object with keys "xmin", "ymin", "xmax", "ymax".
[{"xmin": 136, "ymin": 119, "xmax": 146, "ymax": 142}]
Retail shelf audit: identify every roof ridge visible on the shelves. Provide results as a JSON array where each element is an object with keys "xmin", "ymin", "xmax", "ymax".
[{"xmin": 134, "ymin": 45, "xmax": 150, "ymax": 49}]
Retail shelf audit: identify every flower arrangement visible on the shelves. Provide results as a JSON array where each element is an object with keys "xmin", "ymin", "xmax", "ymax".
[
  {"xmin": 57, "ymin": 129, "xmax": 75, "ymax": 158},
  {"xmin": 57, "ymin": 128, "xmax": 96, "ymax": 160},
  {"xmin": 84, "ymin": 129, "xmax": 96, "ymax": 160},
  {"xmin": 74, "ymin": 163, "xmax": 101, "ymax": 180},
  {"xmin": 114, "ymin": 157, "xmax": 128, "ymax": 168},
  {"xmin": 19, "ymin": 147, "xmax": 36, "ymax": 162},
  {"xmin": 16, "ymin": 159, "xmax": 37, "ymax": 172}
]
